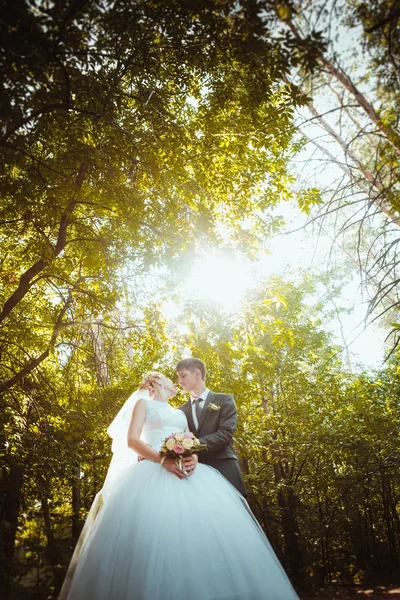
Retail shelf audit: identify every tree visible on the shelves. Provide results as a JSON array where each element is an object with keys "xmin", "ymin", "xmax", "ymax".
[
  {"xmin": 263, "ymin": 0, "xmax": 400, "ymax": 346},
  {"xmin": 171, "ymin": 276, "xmax": 340, "ymax": 584},
  {"xmin": 169, "ymin": 274, "xmax": 400, "ymax": 585},
  {"xmin": 1, "ymin": 0, "xmax": 309, "ymax": 594},
  {"xmin": 0, "ymin": 0, "xmax": 304, "ymax": 393}
]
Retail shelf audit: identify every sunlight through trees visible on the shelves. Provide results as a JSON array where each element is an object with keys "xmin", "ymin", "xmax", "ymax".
[{"xmin": 1, "ymin": 1, "xmax": 399, "ymax": 598}]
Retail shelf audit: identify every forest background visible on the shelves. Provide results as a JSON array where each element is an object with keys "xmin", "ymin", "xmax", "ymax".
[{"xmin": 1, "ymin": 0, "xmax": 400, "ymax": 598}]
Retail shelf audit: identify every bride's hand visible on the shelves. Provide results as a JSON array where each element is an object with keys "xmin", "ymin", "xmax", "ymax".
[
  {"xmin": 161, "ymin": 457, "xmax": 188, "ymax": 479},
  {"xmin": 181, "ymin": 453, "xmax": 198, "ymax": 475}
]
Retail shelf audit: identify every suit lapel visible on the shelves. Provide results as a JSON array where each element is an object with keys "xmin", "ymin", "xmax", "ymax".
[
  {"xmin": 197, "ymin": 390, "xmax": 215, "ymax": 433},
  {"xmin": 180, "ymin": 399, "xmax": 196, "ymax": 433}
]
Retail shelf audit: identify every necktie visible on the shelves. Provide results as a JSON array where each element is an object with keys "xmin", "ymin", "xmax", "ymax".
[{"xmin": 194, "ymin": 398, "xmax": 202, "ymax": 423}]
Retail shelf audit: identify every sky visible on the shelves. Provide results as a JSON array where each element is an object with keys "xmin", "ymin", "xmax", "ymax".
[
  {"xmin": 149, "ymin": 127, "xmax": 388, "ymax": 372},
  {"xmin": 172, "ymin": 197, "xmax": 387, "ymax": 372},
  {"xmin": 139, "ymin": 3, "xmax": 388, "ymax": 372},
  {"xmin": 261, "ymin": 201, "xmax": 387, "ymax": 371}
]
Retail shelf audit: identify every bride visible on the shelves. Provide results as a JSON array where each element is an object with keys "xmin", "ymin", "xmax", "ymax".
[{"xmin": 59, "ymin": 372, "xmax": 299, "ymax": 600}]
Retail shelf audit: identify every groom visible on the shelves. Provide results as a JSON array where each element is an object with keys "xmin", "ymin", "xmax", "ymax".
[{"xmin": 176, "ymin": 358, "xmax": 247, "ymax": 497}]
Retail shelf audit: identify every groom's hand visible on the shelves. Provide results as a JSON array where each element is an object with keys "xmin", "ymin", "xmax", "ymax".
[
  {"xmin": 181, "ymin": 453, "xmax": 198, "ymax": 475},
  {"xmin": 162, "ymin": 457, "xmax": 188, "ymax": 480}
]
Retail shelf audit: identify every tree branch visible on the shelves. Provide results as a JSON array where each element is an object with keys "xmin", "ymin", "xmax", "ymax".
[
  {"xmin": 0, "ymin": 158, "xmax": 89, "ymax": 324},
  {"xmin": 0, "ymin": 280, "xmax": 82, "ymax": 393}
]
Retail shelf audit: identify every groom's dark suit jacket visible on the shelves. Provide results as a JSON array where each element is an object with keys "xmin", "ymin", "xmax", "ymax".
[{"xmin": 179, "ymin": 391, "xmax": 247, "ymax": 497}]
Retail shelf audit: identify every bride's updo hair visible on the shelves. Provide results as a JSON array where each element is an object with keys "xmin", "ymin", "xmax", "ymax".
[{"xmin": 138, "ymin": 371, "xmax": 163, "ymax": 394}]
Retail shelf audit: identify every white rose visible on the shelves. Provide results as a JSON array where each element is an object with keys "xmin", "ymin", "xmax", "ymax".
[
  {"xmin": 182, "ymin": 438, "xmax": 194, "ymax": 450},
  {"xmin": 166, "ymin": 438, "xmax": 176, "ymax": 450},
  {"xmin": 175, "ymin": 433, "xmax": 185, "ymax": 442}
]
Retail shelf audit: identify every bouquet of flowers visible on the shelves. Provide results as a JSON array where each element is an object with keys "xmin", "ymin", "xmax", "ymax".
[{"xmin": 160, "ymin": 432, "xmax": 207, "ymax": 472}]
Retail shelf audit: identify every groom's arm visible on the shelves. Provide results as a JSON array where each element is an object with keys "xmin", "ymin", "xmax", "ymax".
[{"xmin": 198, "ymin": 395, "xmax": 237, "ymax": 453}]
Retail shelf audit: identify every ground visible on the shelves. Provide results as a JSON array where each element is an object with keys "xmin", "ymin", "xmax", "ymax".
[{"xmin": 299, "ymin": 584, "xmax": 400, "ymax": 599}]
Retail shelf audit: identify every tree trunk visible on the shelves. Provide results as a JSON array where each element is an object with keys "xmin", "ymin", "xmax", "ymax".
[
  {"xmin": 260, "ymin": 383, "xmax": 304, "ymax": 584},
  {"xmin": 41, "ymin": 492, "xmax": 66, "ymax": 591},
  {"xmin": 0, "ymin": 460, "xmax": 24, "ymax": 599},
  {"xmin": 41, "ymin": 495, "xmax": 55, "ymax": 546},
  {"xmin": 273, "ymin": 460, "xmax": 305, "ymax": 585},
  {"xmin": 315, "ymin": 483, "xmax": 328, "ymax": 584},
  {"xmin": 89, "ymin": 323, "xmax": 110, "ymax": 387},
  {"xmin": 380, "ymin": 468, "xmax": 398, "ymax": 566},
  {"xmin": 71, "ymin": 462, "xmax": 82, "ymax": 541}
]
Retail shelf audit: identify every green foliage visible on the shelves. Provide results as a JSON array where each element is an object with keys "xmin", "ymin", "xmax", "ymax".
[
  {"xmin": 1, "ymin": 5, "xmax": 301, "ymax": 583},
  {"xmin": 1, "ymin": 1, "xmax": 399, "ymax": 597},
  {"xmin": 167, "ymin": 277, "xmax": 400, "ymax": 584},
  {"xmin": 270, "ymin": 0, "xmax": 400, "ymax": 346},
  {"xmin": 297, "ymin": 187, "xmax": 323, "ymax": 215}
]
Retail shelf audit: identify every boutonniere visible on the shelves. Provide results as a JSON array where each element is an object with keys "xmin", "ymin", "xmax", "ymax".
[{"xmin": 208, "ymin": 402, "xmax": 221, "ymax": 412}]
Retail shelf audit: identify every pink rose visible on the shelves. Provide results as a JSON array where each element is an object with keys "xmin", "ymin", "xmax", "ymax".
[
  {"xmin": 166, "ymin": 434, "xmax": 175, "ymax": 440},
  {"xmin": 173, "ymin": 445, "xmax": 185, "ymax": 454},
  {"xmin": 184, "ymin": 432, "xmax": 194, "ymax": 438}
]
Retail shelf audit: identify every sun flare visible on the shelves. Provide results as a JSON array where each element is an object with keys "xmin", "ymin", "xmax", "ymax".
[{"xmin": 185, "ymin": 253, "xmax": 256, "ymax": 309}]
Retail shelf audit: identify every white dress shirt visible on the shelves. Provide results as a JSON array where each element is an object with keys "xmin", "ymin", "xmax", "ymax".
[{"xmin": 190, "ymin": 388, "xmax": 210, "ymax": 430}]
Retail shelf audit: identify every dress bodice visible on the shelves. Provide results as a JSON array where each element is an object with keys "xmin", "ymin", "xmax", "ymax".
[{"xmin": 141, "ymin": 399, "xmax": 188, "ymax": 451}]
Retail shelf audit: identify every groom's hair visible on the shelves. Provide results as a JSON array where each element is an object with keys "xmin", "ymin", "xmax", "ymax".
[{"xmin": 175, "ymin": 358, "xmax": 206, "ymax": 380}]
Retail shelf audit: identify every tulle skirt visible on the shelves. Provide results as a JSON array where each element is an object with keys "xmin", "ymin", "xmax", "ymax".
[{"xmin": 61, "ymin": 460, "xmax": 299, "ymax": 600}]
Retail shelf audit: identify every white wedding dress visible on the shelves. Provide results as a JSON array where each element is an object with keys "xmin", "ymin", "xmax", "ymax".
[{"xmin": 60, "ymin": 398, "xmax": 299, "ymax": 600}]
